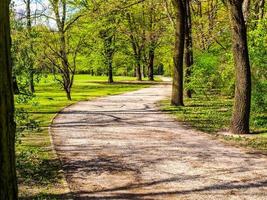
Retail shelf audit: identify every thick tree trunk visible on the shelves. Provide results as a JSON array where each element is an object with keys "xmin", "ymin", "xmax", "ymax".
[
  {"xmin": 171, "ymin": 0, "xmax": 185, "ymax": 106},
  {"xmin": 26, "ymin": 0, "xmax": 35, "ymax": 93},
  {"xmin": 228, "ymin": 0, "xmax": 251, "ymax": 134},
  {"xmin": 148, "ymin": 49, "xmax": 154, "ymax": 81},
  {"xmin": 0, "ymin": 0, "xmax": 18, "ymax": 199},
  {"xmin": 184, "ymin": 0, "xmax": 193, "ymax": 98}
]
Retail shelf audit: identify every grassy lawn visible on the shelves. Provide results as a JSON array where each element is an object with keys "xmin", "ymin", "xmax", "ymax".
[
  {"xmin": 17, "ymin": 75, "xmax": 157, "ymax": 199},
  {"xmin": 160, "ymin": 93, "xmax": 267, "ymax": 151}
]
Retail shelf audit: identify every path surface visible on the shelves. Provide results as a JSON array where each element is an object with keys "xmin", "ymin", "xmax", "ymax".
[{"xmin": 51, "ymin": 80, "xmax": 267, "ymax": 200}]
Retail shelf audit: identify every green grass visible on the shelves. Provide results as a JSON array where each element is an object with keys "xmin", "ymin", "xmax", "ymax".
[
  {"xmin": 161, "ymin": 93, "xmax": 267, "ymax": 151},
  {"xmin": 17, "ymin": 75, "xmax": 157, "ymax": 199}
]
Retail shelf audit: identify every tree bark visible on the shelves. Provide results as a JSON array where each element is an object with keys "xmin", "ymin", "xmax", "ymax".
[
  {"xmin": 171, "ymin": 0, "xmax": 185, "ymax": 106},
  {"xmin": 228, "ymin": 0, "xmax": 252, "ymax": 134},
  {"xmin": 242, "ymin": 0, "xmax": 250, "ymax": 24},
  {"xmin": 108, "ymin": 61, "xmax": 113, "ymax": 83},
  {"xmin": 258, "ymin": 0, "xmax": 265, "ymax": 19},
  {"xmin": 184, "ymin": 0, "xmax": 193, "ymax": 98},
  {"xmin": 13, "ymin": 76, "xmax": 20, "ymax": 94},
  {"xmin": 148, "ymin": 48, "xmax": 155, "ymax": 81},
  {"xmin": 0, "ymin": 0, "xmax": 18, "ymax": 199},
  {"xmin": 136, "ymin": 61, "xmax": 142, "ymax": 81},
  {"xmin": 255, "ymin": 0, "xmax": 265, "ymax": 20},
  {"xmin": 66, "ymin": 89, "xmax": 72, "ymax": 101}
]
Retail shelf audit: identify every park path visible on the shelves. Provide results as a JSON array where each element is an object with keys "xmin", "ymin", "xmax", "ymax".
[{"xmin": 51, "ymin": 79, "xmax": 267, "ymax": 200}]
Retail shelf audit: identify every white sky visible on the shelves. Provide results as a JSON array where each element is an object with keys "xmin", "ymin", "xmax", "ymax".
[{"xmin": 13, "ymin": 0, "xmax": 56, "ymax": 28}]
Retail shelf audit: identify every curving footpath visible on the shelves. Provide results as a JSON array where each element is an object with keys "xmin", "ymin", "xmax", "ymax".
[{"xmin": 51, "ymin": 79, "xmax": 267, "ymax": 200}]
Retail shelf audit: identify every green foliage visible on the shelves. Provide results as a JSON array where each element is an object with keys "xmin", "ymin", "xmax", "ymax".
[
  {"xmin": 248, "ymin": 19, "xmax": 267, "ymax": 112},
  {"xmin": 188, "ymin": 52, "xmax": 222, "ymax": 94}
]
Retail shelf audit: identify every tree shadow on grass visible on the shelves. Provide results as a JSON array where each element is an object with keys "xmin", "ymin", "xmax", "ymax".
[{"xmin": 17, "ymin": 150, "xmax": 63, "ymax": 186}]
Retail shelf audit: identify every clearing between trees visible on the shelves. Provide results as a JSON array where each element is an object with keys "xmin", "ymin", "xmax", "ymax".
[{"xmin": 51, "ymin": 80, "xmax": 267, "ymax": 200}]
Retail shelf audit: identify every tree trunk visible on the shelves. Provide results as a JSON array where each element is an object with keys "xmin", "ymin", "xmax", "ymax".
[
  {"xmin": 65, "ymin": 87, "xmax": 72, "ymax": 101},
  {"xmin": 142, "ymin": 64, "xmax": 146, "ymax": 78},
  {"xmin": 259, "ymin": 0, "xmax": 265, "ymax": 19},
  {"xmin": 66, "ymin": 91, "xmax": 71, "ymax": 101},
  {"xmin": 26, "ymin": 0, "xmax": 35, "ymax": 93},
  {"xmin": 29, "ymin": 70, "xmax": 35, "ymax": 93},
  {"xmin": 0, "ymin": 0, "xmax": 18, "ymax": 199},
  {"xmin": 13, "ymin": 76, "xmax": 20, "ymax": 94},
  {"xmin": 184, "ymin": 0, "xmax": 193, "ymax": 98},
  {"xmin": 136, "ymin": 61, "xmax": 142, "ymax": 81},
  {"xmin": 148, "ymin": 48, "xmax": 154, "ymax": 81},
  {"xmin": 171, "ymin": 0, "xmax": 185, "ymax": 106},
  {"xmin": 228, "ymin": 0, "xmax": 251, "ymax": 134},
  {"xmin": 255, "ymin": 0, "xmax": 265, "ymax": 20},
  {"xmin": 242, "ymin": 0, "xmax": 250, "ymax": 24},
  {"xmin": 108, "ymin": 61, "xmax": 113, "ymax": 83}
]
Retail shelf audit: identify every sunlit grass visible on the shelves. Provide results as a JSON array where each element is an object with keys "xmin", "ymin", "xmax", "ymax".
[{"xmin": 161, "ymin": 93, "xmax": 267, "ymax": 151}]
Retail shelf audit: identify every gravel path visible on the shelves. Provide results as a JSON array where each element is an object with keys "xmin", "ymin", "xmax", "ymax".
[{"xmin": 51, "ymin": 80, "xmax": 267, "ymax": 200}]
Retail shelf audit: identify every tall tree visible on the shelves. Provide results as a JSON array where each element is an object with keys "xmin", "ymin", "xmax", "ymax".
[
  {"xmin": 126, "ymin": 12, "xmax": 144, "ymax": 81},
  {"xmin": 26, "ymin": 0, "xmax": 35, "ymax": 93},
  {"xmin": 171, "ymin": 0, "xmax": 185, "ymax": 106},
  {"xmin": 0, "ymin": 0, "xmax": 18, "ymax": 199},
  {"xmin": 99, "ymin": 25, "xmax": 116, "ymax": 83},
  {"xmin": 184, "ymin": 0, "xmax": 193, "ymax": 98},
  {"xmin": 228, "ymin": 0, "xmax": 252, "ymax": 134},
  {"xmin": 145, "ymin": 0, "xmax": 164, "ymax": 81},
  {"xmin": 45, "ymin": 0, "xmax": 82, "ymax": 100}
]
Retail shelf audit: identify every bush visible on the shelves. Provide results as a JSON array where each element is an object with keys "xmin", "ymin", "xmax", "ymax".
[{"xmin": 188, "ymin": 52, "xmax": 222, "ymax": 95}]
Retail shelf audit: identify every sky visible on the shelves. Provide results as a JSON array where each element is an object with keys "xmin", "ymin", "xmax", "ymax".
[{"xmin": 13, "ymin": 0, "xmax": 56, "ymax": 28}]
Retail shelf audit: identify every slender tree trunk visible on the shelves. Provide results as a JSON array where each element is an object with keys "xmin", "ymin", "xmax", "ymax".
[
  {"xmin": 255, "ymin": 0, "xmax": 265, "ymax": 20},
  {"xmin": 13, "ymin": 76, "xmax": 20, "ymax": 94},
  {"xmin": 184, "ymin": 0, "xmax": 193, "ymax": 98},
  {"xmin": 228, "ymin": 0, "xmax": 251, "ymax": 134},
  {"xmin": 259, "ymin": 0, "xmax": 265, "ymax": 19},
  {"xmin": 136, "ymin": 61, "xmax": 142, "ymax": 81},
  {"xmin": 26, "ymin": 0, "xmax": 35, "ymax": 93},
  {"xmin": 108, "ymin": 61, "xmax": 113, "ymax": 83},
  {"xmin": 0, "ymin": 0, "xmax": 18, "ymax": 199},
  {"xmin": 142, "ymin": 64, "xmax": 146, "ymax": 78},
  {"xmin": 148, "ymin": 48, "xmax": 154, "ymax": 81},
  {"xmin": 242, "ymin": 0, "xmax": 250, "ymax": 24},
  {"xmin": 171, "ymin": 0, "xmax": 185, "ymax": 106},
  {"xmin": 66, "ymin": 89, "xmax": 72, "ymax": 101},
  {"xmin": 29, "ymin": 71, "xmax": 34, "ymax": 93}
]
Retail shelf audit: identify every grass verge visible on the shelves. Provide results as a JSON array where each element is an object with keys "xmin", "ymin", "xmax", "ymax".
[{"xmin": 160, "ymin": 93, "xmax": 267, "ymax": 151}]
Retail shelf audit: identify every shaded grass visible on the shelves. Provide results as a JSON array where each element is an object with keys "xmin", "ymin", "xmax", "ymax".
[
  {"xmin": 17, "ymin": 75, "xmax": 155, "ymax": 199},
  {"xmin": 160, "ymin": 93, "xmax": 267, "ymax": 151}
]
